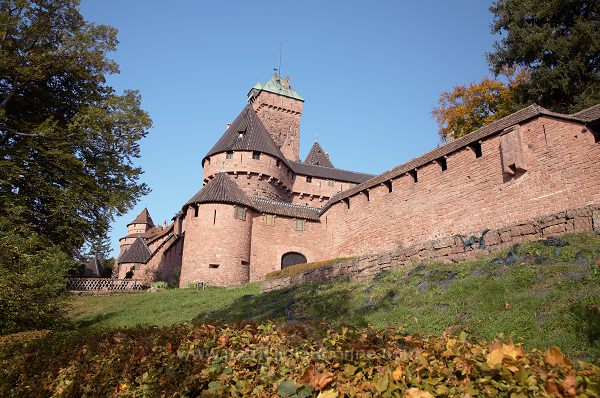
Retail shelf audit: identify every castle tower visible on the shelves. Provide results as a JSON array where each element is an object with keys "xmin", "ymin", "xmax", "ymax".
[
  {"xmin": 118, "ymin": 208, "xmax": 155, "ymax": 256},
  {"xmin": 179, "ymin": 173, "xmax": 253, "ymax": 287},
  {"xmin": 247, "ymin": 72, "xmax": 304, "ymax": 161}
]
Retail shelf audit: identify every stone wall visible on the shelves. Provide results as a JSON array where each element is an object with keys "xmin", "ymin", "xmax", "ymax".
[
  {"xmin": 262, "ymin": 205, "xmax": 600, "ymax": 292},
  {"xmin": 321, "ymin": 117, "xmax": 600, "ymax": 259}
]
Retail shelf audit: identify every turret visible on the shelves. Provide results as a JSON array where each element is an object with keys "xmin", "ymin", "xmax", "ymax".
[
  {"xmin": 247, "ymin": 72, "xmax": 304, "ymax": 161},
  {"xmin": 127, "ymin": 208, "xmax": 154, "ymax": 235}
]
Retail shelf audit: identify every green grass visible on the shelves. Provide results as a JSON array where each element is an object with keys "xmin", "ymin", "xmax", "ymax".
[
  {"xmin": 67, "ymin": 233, "xmax": 600, "ymax": 361},
  {"xmin": 68, "ymin": 283, "xmax": 260, "ymax": 329},
  {"xmin": 265, "ymin": 256, "xmax": 355, "ymax": 279}
]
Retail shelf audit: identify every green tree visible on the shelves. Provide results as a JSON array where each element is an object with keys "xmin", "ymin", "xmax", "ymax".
[
  {"xmin": 488, "ymin": 0, "xmax": 600, "ymax": 113},
  {"xmin": 0, "ymin": 222, "xmax": 76, "ymax": 333},
  {"xmin": 0, "ymin": 0, "xmax": 151, "ymax": 254}
]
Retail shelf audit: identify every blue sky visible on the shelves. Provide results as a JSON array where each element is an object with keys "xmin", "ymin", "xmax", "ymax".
[{"xmin": 79, "ymin": 0, "xmax": 497, "ymax": 255}]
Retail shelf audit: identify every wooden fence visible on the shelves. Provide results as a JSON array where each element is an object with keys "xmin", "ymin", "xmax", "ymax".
[{"xmin": 68, "ymin": 278, "xmax": 146, "ymax": 291}]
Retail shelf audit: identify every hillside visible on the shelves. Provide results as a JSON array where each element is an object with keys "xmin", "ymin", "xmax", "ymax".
[{"xmin": 69, "ymin": 233, "xmax": 600, "ymax": 362}]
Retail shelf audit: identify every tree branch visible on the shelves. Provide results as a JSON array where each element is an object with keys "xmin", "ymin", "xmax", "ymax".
[{"xmin": 0, "ymin": 77, "xmax": 18, "ymax": 109}]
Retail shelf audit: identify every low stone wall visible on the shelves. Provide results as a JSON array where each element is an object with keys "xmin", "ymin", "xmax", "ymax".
[
  {"xmin": 68, "ymin": 278, "xmax": 146, "ymax": 292},
  {"xmin": 262, "ymin": 205, "xmax": 600, "ymax": 292}
]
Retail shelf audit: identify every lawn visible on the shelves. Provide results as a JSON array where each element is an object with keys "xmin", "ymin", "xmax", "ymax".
[{"xmin": 67, "ymin": 233, "xmax": 600, "ymax": 361}]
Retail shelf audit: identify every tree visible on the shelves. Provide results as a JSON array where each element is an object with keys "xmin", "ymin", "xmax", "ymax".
[
  {"xmin": 488, "ymin": 0, "xmax": 600, "ymax": 113},
  {"xmin": 0, "ymin": 0, "xmax": 151, "ymax": 255},
  {"xmin": 0, "ymin": 221, "xmax": 75, "ymax": 333},
  {"xmin": 432, "ymin": 73, "xmax": 522, "ymax": 141}
]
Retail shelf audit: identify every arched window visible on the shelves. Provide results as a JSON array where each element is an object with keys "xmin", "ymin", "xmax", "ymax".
[{"xmin": 281, "ymin": 252, "xmax": 307, "ymax": 269}]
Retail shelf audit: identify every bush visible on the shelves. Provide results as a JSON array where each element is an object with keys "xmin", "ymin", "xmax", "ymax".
[
  {"xmin": 266, "ymin": 257, "xmax": 354, "ymax": 280},
  {"xmin": 150, "ymin": 281, "xmax": 168, "ymax": 290},
  {"xmin": 0, "ymin": 225, "xmax": 75, "ymax": 334},
  {"xmin": 0, "ymin": 321, "xmax": 598, "ymax": 397}
]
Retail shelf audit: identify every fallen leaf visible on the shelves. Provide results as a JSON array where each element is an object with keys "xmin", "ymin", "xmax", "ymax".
[
  {"xmin": 311, "ymin": 372, "xmax": 334, "ymax": 391},
  {"xmin": 392, "ymin": 366, "xmax": 404, "ymax": 381},
  {"xmin": 545, "ymin": 346, "xmax": 571, "ymax": 368},
  {"xmin": 405, "ymin": 387, "xmax": 434, "ymax": 398},
  {"xmin": 317, "ymin": 390, "xmax": 338, "ymax": 398},
  {"xmin": 504, "ymin": 301, "xmax": 511, "ymax": 310}
]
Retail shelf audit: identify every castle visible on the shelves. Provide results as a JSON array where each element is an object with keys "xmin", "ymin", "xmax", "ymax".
[{"xmin": 116, "ymin": 72, "xmax": 600, "ymax": 287}]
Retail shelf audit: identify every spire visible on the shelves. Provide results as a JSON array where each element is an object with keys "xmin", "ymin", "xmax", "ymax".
[
  {"xmin": 304, "ymin": 141, "xmax": 334, "ymax": 168},
  {"xmin": 128, "ymin": 208, "xmax": 155, "ymax": 226}
]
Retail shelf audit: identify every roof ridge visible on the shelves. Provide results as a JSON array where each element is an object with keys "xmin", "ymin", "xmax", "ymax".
[
  {"xmin": 320, "ymin": 102, "xmax": 587, "ymax": 213},
  {"xmin": 184, "ymin": 172, "xmax": 252, "ymax": 208},
  {"xmin": 251, "ymin": 197, "xmax": 321, "ymax": 211},
  {"xmin": 290, "ymin": 160, "xmax": 374, "ymax": 176}
]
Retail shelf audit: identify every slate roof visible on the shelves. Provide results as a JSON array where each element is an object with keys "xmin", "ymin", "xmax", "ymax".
[
  {"xmin": 304, "ymin": 141, "xmax": 334, "ymax": 168},
  {"xmin": 251, "ymin": 198, "xmax": 321, "ymax": 221},
  {"xmin": 290, "ymin": 161, "xmax": 374, "ymax": 184},
  {"xmin": 572, "ymin": 104, "xmax": 600, "ymax": 122},
  {"xmin": 185, "ymin": 172, "xmax": 253, "ymax": 208},
  {"xmin": 204, "ymin": 105, "xmax": 288, "ymax": 162},
  {"xmin": 248, "ymin": 72, "xmax": 304, "ymax": 101},
  {"xmin": 119, "ymin": 237, "xmax": 152, "ymax": 264},
  {"xmin": 128, "ymin": 208, "xmax": 154, "ymax": 226},
  {"xmin": 321, "ymin": 103, "xmax": 595, "ymax": 212}
]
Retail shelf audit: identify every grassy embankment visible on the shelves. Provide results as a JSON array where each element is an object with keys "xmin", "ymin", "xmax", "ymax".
[{"xmin": 68, "ymin": 233, "xmax": 600, "ymax": 361}]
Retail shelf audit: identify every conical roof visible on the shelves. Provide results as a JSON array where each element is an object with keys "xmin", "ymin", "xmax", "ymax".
[
  {"xmin": 185, "ymin": 172, "xmax": 252, "ymax": 208},
  {"xmin": 247, "ymin": 72, "xmax": 303, "ymax": 101},
  {"xmin": 204, "ymin": 105, "xmax": 288, "ymax": 162},
  {"xmin": 119, "ymin": 237, "xmax": 152, "ymax": 264},
  {"xmin": 304, "ymin": 141, "xmax": 334, "ymax": 168},
  {"xmin": 128, "ymin": 208, "xmax": 154, "ymax": 226}
]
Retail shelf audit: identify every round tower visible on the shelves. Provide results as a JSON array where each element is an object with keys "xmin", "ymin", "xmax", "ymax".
[{"xmin": 179, "ymin": 173, "xmax": 253, "ymax": 287}]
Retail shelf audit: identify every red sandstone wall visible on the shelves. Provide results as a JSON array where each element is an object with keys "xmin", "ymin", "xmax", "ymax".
[
  {"xmin": 204, "ymin": 152, "xmax": 294, "ymax": 188},
  {"xmin": 179, "ymin": 203, "xmax": 252, "ymax": 287},
  {"xmin": 251, "ymin": 91, "xmax": 302, "ymax": 161},
  {"xmin": 249, "ymin": 214, "xmax": 327, "ymax": 282},
  {"xmin": 291, "ymin": 176, "xmax": 355, "ymax": 207},
  {"xmin": 323, "ymin": 117, "xmax": 600, "ymax": 258}
]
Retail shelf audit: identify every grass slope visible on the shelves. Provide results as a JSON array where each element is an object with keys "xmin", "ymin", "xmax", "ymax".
[{"xmin": 68, "ymin": 233, "xmax": 600, "ymax": 361}]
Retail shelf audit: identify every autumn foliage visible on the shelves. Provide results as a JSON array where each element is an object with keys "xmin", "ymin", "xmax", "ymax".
[
  {"xmin": 432, "ymin": 77, "xmax": 517, "ymax": 142},
  {"xmin": 1, "ymin": 321, "xmax": 598, "ymax": 397}
]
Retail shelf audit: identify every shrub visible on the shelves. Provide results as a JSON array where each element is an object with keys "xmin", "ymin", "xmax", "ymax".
[
  {"xmin": 0, "ymin": 225, "xmax": 75, "ymax": 334},
  {"xmin": 266, "ymin": 257, "xmax": 354, "ymax": 280},
  {"xmin": 150, "ymin": 281, "xmax": 168, "ymax": 290},
  {"xmin": 0, "ymin": 321, "xmax": 598, "ymax": 397}
]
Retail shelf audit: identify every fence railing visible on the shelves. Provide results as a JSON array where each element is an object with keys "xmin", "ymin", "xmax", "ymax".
[{"xmin": 68, "ymin": 278, "xmax": 146, "ymax": 291}]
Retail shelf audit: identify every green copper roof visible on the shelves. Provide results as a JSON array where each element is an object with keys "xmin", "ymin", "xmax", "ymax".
[{"xmin": 248, "ymin": 72, "xmax": 304, "ymax": 101}]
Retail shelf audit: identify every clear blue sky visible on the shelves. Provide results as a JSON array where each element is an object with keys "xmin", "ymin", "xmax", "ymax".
[{"xmin": 79, "ymin": 0, "xmax": 497, "ymax": 256}]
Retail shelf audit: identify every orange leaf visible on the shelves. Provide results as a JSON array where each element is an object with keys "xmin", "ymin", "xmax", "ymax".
[
  {"xmin": 545, "ymin": 346, "xmax": 571, "ymax": 368},
  {"xmin": 392, "ymin": 366, "xmax": 404, "ymax": 381},
  {"xmin": 300, "ymin": 363, "xmax": 314, "ymax": 384},
  {"xmin": 165, "ymin": 342, "xmax": 172, "ymax": 352},
  {"xmin": 310, "ymin": 372, "xmax": 334, "ymax": 391},
  {"xmin": 406, "ymin": 387, "xmax": 434, "ymax": 398}
]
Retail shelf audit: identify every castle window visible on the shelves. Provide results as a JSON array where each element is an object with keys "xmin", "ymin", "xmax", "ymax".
[
  {"xmin": 252, "ymin": 151, "xmax": 261, "ymax": 160},
  {"xmin": 470, "ymin": 142, "xmax": 483, "ymax": 158},
  {"xmin": 592, "ymin": 128, "xmax": 600, "ymax": 143},
  {"xmin": 437, "ymin": 157, "xmax": 448, "ymax": 171},
  {"xmin": 328, "ymin": 180, "xmax": 334, "ymax": 187},
  {"xmin": 264, "ymin": 214, "xmax": 275, "ymax": 227},
  {"xmin": 276, "ymin": 159, "xmax": 280, "ymax": 167},
  {"xmin": 233, "ymin": 206, "xmax": 246, "ymax": 220},
  {"xmin": 209, "ymin": 264, "xmax": 219, "ymax": 269},
  {"xmin": 343, "ymin": 198, "xmax": 350, "ymax": 209},
  {"xmin": 293, "ymin": 219, "xmax": 305, "ymax": 231},
  {"xmin": 306, "ymin": 176, "xmax": 312, "ymax": 183},
  {"xmin": 194, "ymin": 205, "xmax": 199, "ymax": 217},
  {"xmin": 264, "ymin": 214, "xmax": 275, "ymax": 226},
  {"xmin": 226, "ymin": 151, "xmax": 233, "ymax": 159}
]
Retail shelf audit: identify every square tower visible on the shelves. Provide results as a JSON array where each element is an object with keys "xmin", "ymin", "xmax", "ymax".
[{"xmin": 247, "ymin": 72, "xmax": 304, "ymax": 161}]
